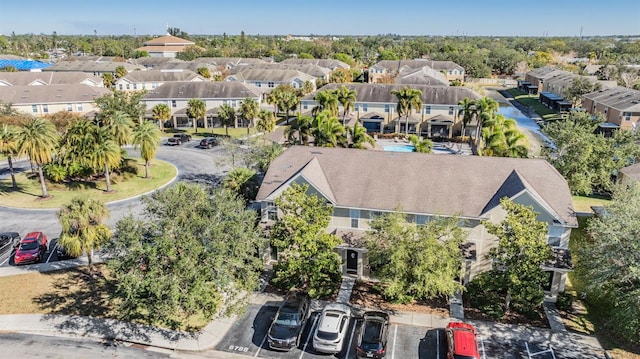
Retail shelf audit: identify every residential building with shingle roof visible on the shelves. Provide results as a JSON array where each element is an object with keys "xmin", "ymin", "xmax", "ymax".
[
  {"xmin": 135, "ymin": 35, "xmax": 196, "ymax": 58},
  {"xmin": 256, "ymin": 146, "xmax": 576, "ymax": 300},
  {"xmin": 226, "ymin": 69, "xmax": 316, "ymax": 96},
  {"xmin": 0, "ymin": 84, "xmax": 111, "ymax": 116},
  {"xmin": 582, "ymin": 86, "xmax": 640, "ymax": 130},
  {"xmin": 0, "ymin": 71, "xmax": 103, "ymax": 87},
  {"xmin": 229, "ymin": 62, "xmax": 331, "ymax": 81},
  {"xmin": 43, "ymin": 60, "xmax": 138, "ymax": 76},
  {"xmin": 115, "ymin": 69, "xmax": 206, "ymax": 92},
  {"xmin": 395, "ymin": 66, "xmax": 449, "ymax": 86},
  {"xmin": 280, "ymin": 58, "xmax": 349, "ymax": 71},
  {"xmin": 370, "ymin": 59, "xmax": 465, "ymax": 84}
]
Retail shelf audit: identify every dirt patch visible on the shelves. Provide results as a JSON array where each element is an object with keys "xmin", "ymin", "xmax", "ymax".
[
  {"xmin": 464, "ymin": 304, "xmax": 550, "ymax": 329},
  {"xmin": 349, "ymin": 280, "xmax": 449, "ymax": 316}
]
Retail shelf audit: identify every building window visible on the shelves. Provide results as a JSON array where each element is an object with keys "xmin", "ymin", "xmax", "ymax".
[
  {"xmin": 231, "ymin": 100, "xmax": 237, "ymax": 108},
  {"xmin": 171, "ymin": 100, "xmax": 177, "ymax": 108},
  {"xmin": 77, "ymin": 103, "xmax": 83, "ymax": 111},
  {"xmin": 424, "ymin": 106, "xmax": 431, "ymax": 114},
  {"xmin": 152, "ymin": 82, "xmax": 158, "ymax": 89},
  {"xmin": 370, "ymin": 211, "xmax": 383, "ymax": 219},
  {"xmin": 303, "ymin": 102, "xmax": 308, "ymax": 110},
  {"xmin": 448, "ymin": 106, "xmax": 455, "ymax": 115},
  {"xmin": 133, "ymin": 84, "xmax": 137, "ymax": 90},
  {"xmin": 350, "ymin": 209, "xmax": 360, "ymax": 228},
  {"xmin": 42, "ymin": 104, "xmax": 48, "ymax": 113},
  {"xmin": 265, "ymin": 201, "xmax": 277, "ymax": 221},
  {"xmin": 126, "ymin": 84, "xmax": 130, "ymax": 90},
  {"xmin": 119, "ymin": 84, "xmax": 123, "ymax": 90},
  {"xmin": 268, "ymin": 82, "xmax": 275, "ymax": 88},
  {"xmin": 625, "ymin": 112, "xmax": 631, "ymax": 121},
  {"xmin": 67, "ymin": 104, "xmax": 73, "ymax": 111},
  {"xmin": 384, "ymin": 104, "xmax": 390, "ymax": 113},
  {"xmin": 32, "ymin": 105, "xmax": 37, "ymax": 113},
  {"xmin": 362, "ymin": 104, "xmax": 368, "ymax": 112},
  {"xmin": 255, "ymin": 81, "xmax": 262, "ymax": 87},
  {"xmin": 416, "ymin": 215, "xmax": 427, "ymax": 225}
]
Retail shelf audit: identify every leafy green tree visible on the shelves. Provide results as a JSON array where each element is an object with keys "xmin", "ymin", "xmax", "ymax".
[
  {"xmin": 335, "ymin": 85, "xmax": 357, "ymax": 126},
  {"xmin": 392, "ymin": 87, "xmax": 423, "ymax": 136},
  {"xmin": 223, "ymin": 167, "xmax": 258, "ymax": 202},
  {"xmin": 348, "ymin": 122, "xmax": 375, "ymax": 149},
  {"xmin": 0, "ymin": 65, "xmax": 18, "ymax": 72},
  {"xmin": 562, "ymin": 77, "xmax": 602, "ymax": 108},
  {"xmin": 114, "ymin": 66, "xmax": 127, "ymax": 79},
  {"xmin": 239, "ymin": 97, "xmax": 259, "ymax": 134},
  {"xmin": 578, "ymin": 183, "xmax": 640, "ymax": 343},
  {"xmin": 483, "ymin": 199, "xmax": 552, "ymax": 314},
  {"xmin": 101, "ymin": 72, "xmax": 115, "ymax": 88},
  {"xmin": 151, "ymin": 103, "xmax": 171, "ymax": 132},
  {"xmin": 407, "ymin": 134, "xmax": 433, "ymax": 153},
  {"xmin": 132, "ymin": 120, "xmax": 161, "ymax": 179},
  {"xmin": 271, "ymin": 183, "xmax": 342, "ymax": 298},
  {"xmin": 256, "ymin": 109, "xmax": 276, "ymax": 133},
  {"xmin": 196, "ymin": 67, "xmax": 211, "ymax": 79},
  {"xmin": 95, "ymin": 91, "xmax": 147, "ymax": 124},
  {"xmin": 271, "ymin": 84, "xmax": 298, "ymax": 125},
  {"xmin": 312, "ymin": 111, "xmax": 346, "ymax": 148},
  {"xmin": 0, "ymin": 124, "xmax": 19, "ymax": 189},
  {"xmin": 300, "ymin": 80, "xmax": 315, "ymax": 96},
  {"xmin": 481, "ymin": 114, "xmax": 528, "ymax": 158},
  {"xmin": 57, "ymin": 196, "xmax": 111, "ymax": 275},
  {"xmin": 175, "ymin": 45, "xmax": 203, "ymax": 61},
  {"xmin": 329, "ymin": 68, "xmax": 351, "ymax": 83},
  {"xmin": 101, "ymin": 110, "xmax": 133, "ymax": 147},
  {"xmin": 312, "ymin": 89, "xmax": 339, "ymax": 117},
  {"xmin": 106, "ymin": 183, "xmax": 265, "ymax": 329},
  {"xmin": 16, "ymin": 118, "xmax": 58, "ymax": 198},
  {"xmin": 218, "ymin": 103, "xmax": 236, "ymax": 136},
  {"xmin": 487, "ymin": 47, "xmax": 525, "ymax": 75},
  {"xmin": 365, "ymin": 211, "xmax": 465, "ymax": 303},
  {"xmin": 187, "ymin": 98, "xmax": 206, "ymax": 132},
  {"xmin": 529, "ymin": 51, "xmax": 553, "ymax": 68},
  {"xmin": 133, "ymin": 50, "xmax": 149, "ymax": 58}
]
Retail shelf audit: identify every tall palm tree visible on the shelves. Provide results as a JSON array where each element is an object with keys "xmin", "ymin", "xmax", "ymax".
[
  {"xmin": 335, "ymin": 85, "xmax": 357, "ymax": 126},
  {"xmin": 101, "ymin": 110, "xmax": 133, "ymax": 147},
  {"xmin": 312, "ymin": 110, "xmax": 346, "ymax": 148},
  {"xmin": 312, "ymin": 89, "xmax": 339, "ymax": 117},
  {"xmin": 187, "ymin": 98, "xmax": 206, "ymax": 132},
  {"xmin": 0, "ymin": 124, "xmax": 19, "ymax": 189},
  {"xmin": 239, "ymin": 97, "xmax": 260, "ymax": 134},
  {"xmin": 132, "ymin": 120, "xmax": 161, "ymax": 179},
  {"xmin": 392, "ymin": 87, "xmax": 423, "ymax": 136},
  {"xmin": 57, "ymin": 196, "xmax": 111, "ymax": 275},
  {"xmin": 408, "ymin": 134, "xmax": 433, "ymax": 153},
  {"xmin": 16, "ymin": 118, "xmax": 57, "ymax": 198},
  {"xmin": 256, "ymin": 109, "xmax": 276, "ymax": 133},
  {"xmin": 457, "ymin": 97, "xmax": 476, "ymax": 141},
  {"xmin": 152, "ymin": 103, "xmax": 171, "ymax": 132},
  {"xmin": 91, "ymin": 126, "xmax": 122, "ymax": 192},
  {"xmin": 348, "ymin": 122, "xmax": 375, "ymax": 149},
  {"xmin": 218, "ymin": 104, "xmax": 237, "ymax": 136},
  {"xmin": 474, "ymin": 97, "xmax": 499, "ymax": 146}
]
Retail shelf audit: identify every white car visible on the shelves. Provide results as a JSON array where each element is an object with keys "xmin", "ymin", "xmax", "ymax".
[{"xmin": 312, "ymin": 303, "xmax": 352, "ymax": 354}]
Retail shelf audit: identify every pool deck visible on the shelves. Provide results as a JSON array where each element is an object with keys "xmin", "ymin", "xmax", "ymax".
[{"xmin": 375, "ymin": 138, "xmax": 472, "ymax": 155}]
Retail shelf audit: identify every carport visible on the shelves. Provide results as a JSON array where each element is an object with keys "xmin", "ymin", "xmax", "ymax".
[{"xmin": 359, "ymin": 112, "xmax": 385, "ymax": 133}]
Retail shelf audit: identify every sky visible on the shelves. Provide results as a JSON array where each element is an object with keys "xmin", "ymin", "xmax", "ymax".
[{"xmin": 1, "ymin": 0, "xmax": 639, "ymax": 37}]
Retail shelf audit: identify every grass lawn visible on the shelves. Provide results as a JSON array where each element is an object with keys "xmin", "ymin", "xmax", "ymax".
[
  {"xmin": 0, "ymin": 264, "xmax": 209, "ymax": 331},
  {"xmin": 571, "ymin": 194, "xmax": 611, "ymax": 213},
  {"xmin": 505, "ymin": 88, "xmax": 557, "ymax": 120},
  {"xmin": 165, "ymin": 127, "xmax": 256, "ymax": 139},
  {"xmin": 0, "ymin": 158, "xmax": 176, "ymax": 209}
]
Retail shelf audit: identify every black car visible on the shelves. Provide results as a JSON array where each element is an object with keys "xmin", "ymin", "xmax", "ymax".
[
  {"xmin": 166, "ymin": 133, "xmax": 192, "ymax": 146},
  {"xmin": 55, "ymin": 243, "xmax": 77, "ymax": 260},
  {"xmin": 0, "ymin": 232, "xmax": 20, "ymax": 252},
  {"xmin": 356, "ymin": 311, "xmax": 390, "ymax": 358},
  {"xmin": 199, "ymin": 137, "xmax": 218, "ymax": 149},
  {"xmin": 267, "ymin": 290, "xmax": 311, "ymax": 351}
]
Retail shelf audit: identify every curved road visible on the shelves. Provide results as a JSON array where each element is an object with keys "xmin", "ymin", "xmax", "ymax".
[{"xmin": 0, "ymin": 143, "xmax": 230, "ymax": 240}]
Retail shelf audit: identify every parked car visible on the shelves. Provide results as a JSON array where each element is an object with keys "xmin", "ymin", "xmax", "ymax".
[
  {"xmin": 166, "ymin": 133, "xmax": 192, "ymax": 146},
  {"xmin": 356, "ymin": 311, "xmax": 390, "ymax": 358},
  {"xmin": 313, "ymin": 303, "xmax": 352, "ymax": 354},
  {"xmin": 55, "ymin": 241, "xmax": 78, "ymax": 260},
  {"xmin": 445, "ymin": 322, "xmax": 480, "ymax": 359},
  {"xmin": 199, "ymin": 137, "xmax": 218, "ymax": 149},
  {"xmin": 0, "ymin": 232, "xmax": 20, "ymax": 252},
  {"xmin": 267, "ymin": 290, "xmax": 311, "ymax": 351},
  {"xmin": 14, "ymin": 231, "xmax": 48, "ymax": 265}
]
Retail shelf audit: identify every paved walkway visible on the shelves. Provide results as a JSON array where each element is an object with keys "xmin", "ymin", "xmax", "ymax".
[{"xmin": 336, "ymin": 275, "xmax": 356, "ymax": 304}]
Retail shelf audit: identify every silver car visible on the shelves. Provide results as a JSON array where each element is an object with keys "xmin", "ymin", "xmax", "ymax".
[{"xmin": 312, "ymin": 303, "xmax": 352, "ymax": 354}]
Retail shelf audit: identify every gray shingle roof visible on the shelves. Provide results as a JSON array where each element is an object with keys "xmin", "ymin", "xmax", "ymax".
[
  {"xmin": 280, "ymin": 58, "xmax": 349, "ymax": 70},
  {"xmin": 256, "ymin": 146, "xmax": 576, "ymax": 226},
  {"xmin": 143, "ymin": 81, "xmax": 259, "ymax": 100},
  {"xmin": 396, "ymin": 66, "xmax": 449, "ymax": 86},
  {"xmin": 120, "ymin": 69, "xmax": 204, "ymax": 82},
  {"xmin": 372, "ymin": 59, "xmax": 463, "ymax": 72},
  {"xmin": 0, "ymin": 84, "xmax": 111, "ymax": 104},
  {"xmin": 230, "ymin": 69, "xmax": 315, "ymax": 83},
  {"xmin": 44, "ymin": 61, "xmax": 138, "ymax": 73},
  {"xmin": 304, "ymin": 84, "xmax": 480, "ymax": 105},
  {"xmin": 0, "ymin": 71, "xmax": 103, "ymax": 86},
  {"xmin": 583, "ymin": 86, "xmax": 640, "ymax": 112},
  {"xmin": 230, "ymin": 63, "xmax": 330, "ymax": 78}
]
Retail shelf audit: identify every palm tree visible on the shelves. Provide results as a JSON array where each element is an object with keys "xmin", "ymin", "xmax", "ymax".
[
  {"xmin": 335, "ymin": 85, "xmax": 357, "ymax": 126},
  {"xmin": 0, "ymin": 124, "xmax": 19, "ymax": 189},
  {"xmin": 91, "ymin": 127, "xmax": 121, "ymax": 192},
  {"xmin": 457, "ymin": 98, "xmax": 476, "ymax": 141},
  {"xmin": 256, "ymin": 109, "xmax": 276, "ymax": 133},
  {"xmin": 481, "ymin": 114, "xmax": 528, "ymax": 158},
  {"xmin": 348, "ymin": 123, "xmax": 375, "ymax": 149},
  {"xmin": 474, "ymin": 97, "xmax": 499, "ymax": 146},
  {"xmin": 312, "ymin": 89, "xmax": 339, "ymax": 117},
  {"xmin": 57, "ymin": 196, "xmax": 111, "ymax": 275},
  {"xmin": 392, "ymin": 87, "xmax": 423, "ymax": 136},
  {"xmin": 218, "ymin": 104, "xmax": 237, "ymax": 136},
  {"xmin": 407, "ymin": 134, "xmax": 433, "ymax": 153},
  {"xmin": 101, "ymin": 110, "xmax": 133, "ymax": 147},
  {"xmin": 187, "ymin": 98, "xmax": 206, "ymax": 132},
  {"xmin": 16, "ymin": 118, "xmax": 57, "ymax": 198},
  {"xmin": 152, "ymin": 103, "xmax": 171, "ymax": 132},
  {"xmin": 239, "ymin": 97, "xmax": 260, "ymax": 134},
  {"xmin": 132, "ymin": 120, "xmax": 161, "ymax": 179},
  {"xmin": 312, "ymin": 110, "xmax": 346, "ymax": 148}
]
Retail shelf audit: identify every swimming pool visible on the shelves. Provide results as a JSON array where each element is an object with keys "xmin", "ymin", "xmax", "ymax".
[{"xmin": 383, "ymin": 144, "xmax": 415, "ymax": 152}]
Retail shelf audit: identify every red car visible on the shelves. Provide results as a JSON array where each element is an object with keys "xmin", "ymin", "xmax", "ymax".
[
  {"xmin": 14, "ymin": 232, "xmax": 48, "ymax": 265},
  {"xmin": 445, "ymin": 322, "xmax": 480, "ymax": 359}
]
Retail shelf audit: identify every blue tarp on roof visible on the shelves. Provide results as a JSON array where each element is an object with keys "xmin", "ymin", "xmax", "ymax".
[{"xmin": 0, "ymin": 59, "xmax": 52, "ymax": 71}]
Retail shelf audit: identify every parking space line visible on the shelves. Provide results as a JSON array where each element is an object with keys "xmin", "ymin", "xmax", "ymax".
[
  {"xmin": 391, "ymin": 324, "xmax": 397, "ymax": 359},
  {"xmin": 480, "ymin": 336, "xmax": 486, "ymax": 359},
  {"xmin": 299, "ymin": 314, "xmax": 319, "ymax": 359},
  {"xmin": 345, "ymin": 318, "xmax": 357, "ymax": 358},
  {"xmin": 436, "ymin": 329, "xmax": 440, "ymax": 359},
  {"xmin": 46, "ymin": 244, "xmax": 57, "ymax": 263},
  {"xmin": 253, "ymin": 330, "xmax": 268, "ymax": 357},
  {"xmin": 0, "ymin": 255, "xmax": 9, "ymax": 266}
]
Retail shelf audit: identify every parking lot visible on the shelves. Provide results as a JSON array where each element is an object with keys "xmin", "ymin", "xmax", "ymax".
[
  {"xmin": 0, "ymin": 237, "xmax": 74, "ymax": 268},
  {"xmin": 215, "ymin": 304, "xmax": 604, "ymax": 359}
]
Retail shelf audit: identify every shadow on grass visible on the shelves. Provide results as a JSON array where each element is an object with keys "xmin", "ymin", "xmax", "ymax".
[
  {"xmin": 0, "ymin": 182, "xmax": 27, "ymax": 196},
  {"xmin": 34, "ymin": 266, "xmax": 199, "ymax": 343}
]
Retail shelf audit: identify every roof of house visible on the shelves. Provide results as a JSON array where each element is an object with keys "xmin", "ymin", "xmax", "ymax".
[
  {"xmin": 191, "ymin": 57, "xmax": 268, "ymax": 67},
  {"xmin": 43, "ymin": 61, "xmax": 138, "ymax": 73},
  {"xmin": 230, "ymin": 63, "xmax": 330, "ymax": 78},
  {"xmin": 0, "ymin": 71, "xmax": 103, "ymax": 86},
  {"xmin": 134, "ymin": 45, "xmax": 192, "ymax": 54},
  {"xmin": 525, "ymin": 66, "xmax": 567, "ymax": 80},
  {"xmin": 0, "ymin": 54, "xmax": 26, "ymax": 60},
  {"xmin": 0, "ymin": 59, "xmax": 52, "ymax": 71},
  {"xmin": 280, "ymin": 58, "xmax": 349, "ymax": 70},
  {"xmin": 372, "ymin": 59, "xmax": 463, "ymax": 72},
  {"xmin": 143, "ymin": 81, "xmax": 259, "ymax": 100},
  {"xmin": 619, "ymin": 162, "xmax": 640, "ymax": 181},
  {"xmin": 129, "ymin": 57, "xmax": 185, "ymax": 68},
  {"xmin": 582, "ymin": 86, "xmax": 640, "ymax": 112},
  {"xmin": 142, "ymin": 35, "xmax": 195, "ymax": 46},
  {"xmin": 118, "ymin": 69, "xmax": 204, "ymax": 83},
  {"xmin": 229, "ymin": 68, "xmax": 315, "ymax": 83},
  {"xmin": 256, "ymin": 146, "xmax": 576, "ymax": 226},
  {"xmin": 395, "ymin": 66, "xmax": 449, "ymax": 86},
  {"xmin": 303, "ymin": 83, "xmax": 480, "ymax": 105},
  {"xmin": 0, "ymin": 84, "xmax": 111, "ymax": 104}
]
